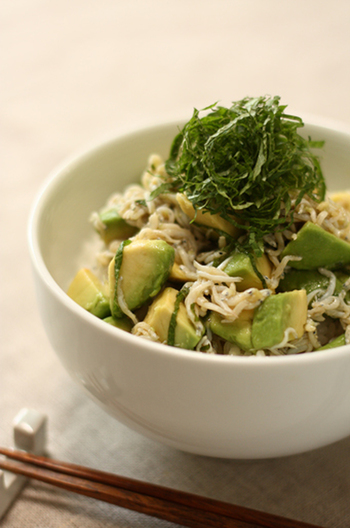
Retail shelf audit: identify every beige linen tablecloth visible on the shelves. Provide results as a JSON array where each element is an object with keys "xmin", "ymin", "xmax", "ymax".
[{"xmin": 1, "ymin": 1, "xmax": 350, "ymax": 526}]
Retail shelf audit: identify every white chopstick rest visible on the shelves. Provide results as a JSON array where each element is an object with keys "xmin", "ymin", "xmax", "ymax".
[{"xmin": 0, "ymin": 408, "xmax": 47, "ymax": 519}]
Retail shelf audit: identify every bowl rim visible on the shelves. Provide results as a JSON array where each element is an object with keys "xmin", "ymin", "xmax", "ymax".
[{"xmin": 28, "ymin": 117, "xmax": 350, "ymax": 367}]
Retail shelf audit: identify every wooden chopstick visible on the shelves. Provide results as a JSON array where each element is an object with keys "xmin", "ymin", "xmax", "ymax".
[{"xmin": 0, "ymin": 447, "xmax": 324, "ymax": 528}]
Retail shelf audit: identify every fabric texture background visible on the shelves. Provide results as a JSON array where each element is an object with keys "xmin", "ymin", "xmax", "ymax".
[{"xmin": 1, "ymin": 1, "xmax": 350, "ymax": 526}]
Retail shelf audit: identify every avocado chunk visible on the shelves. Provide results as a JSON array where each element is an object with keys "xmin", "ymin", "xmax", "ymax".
[
  {"xmin": 281, "ymin": 222, "xmax": 350, "ymax": 270},
  {"xmin": 330, "ymin": 190, "xmax": 350, "ymax": 211},
  {"xmin": 317, "ymin": 333, "xmax": 346, "ymax": 350},
  {"xmin": 278, "ymin": 268, "xmax": 350, "ymax": 302},
  {"xmin": 278, "ymin": 269, "xmax": 331, "ymax": 296},
  {"xmin": 109, "ymin": 239, "xmax": 175, "ymax": 317},
  {"xmin": 335, "ymin": 269, "xmax": 350, "ymax": 288},
  {"xmin": 251, "ymin": 290, "xmax": 307, "ymax": 349},
  {"xmin": 144, "ymin": 287, "xmax": 201, "ymax": 349},
  {"xmin": 97, "ymin": 208, "xmax": 138, "ymax": 244},
  {"xmin": 169, "ymin": 262, "xmax": 190, "ymax": 282},
  {"xmin": 103, "ymin": 315, "xmax": 133, "ymax": 332},
  {"xmin": 67, "ymin": 268, "xmax": 111, "ymax": 318},
  {"xmin": 176, "ymin": 193, "xmax": 240, "ymax": 238},
  {"xmin": 223, "ymin": 251, "xmax": 271, "ymax": 290},
  {"xmin": 209, "ymin": 309, "xmax": 254, "ymax": 352}
]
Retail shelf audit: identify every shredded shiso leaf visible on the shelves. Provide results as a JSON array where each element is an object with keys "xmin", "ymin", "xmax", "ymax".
[
  {"xmin": 152, "ymin": 96, "xmax": 325, "ymax": 251},
  {"xmin": 167, "ymin": 286, "xmax": 190, "ymax": 346}
]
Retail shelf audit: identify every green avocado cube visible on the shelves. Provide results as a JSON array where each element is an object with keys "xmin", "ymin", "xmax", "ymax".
[
  {"xmin": 317, "ymin": 333, "xmax": 346, "ymax": 350},
  {"xmin": 109, "ymin": 239, "xmax": 175, "ymax": 317},
  {"xmin": 144, "ymin": 287, "xmax": 201, "ymax": 350},
  {"xmin": 278, "ymin": 268, "xmax": 350, "ymax": 303},
  {"xmin": 209, "ymin": 310, "xmax": 253, "ymax": 352},
  {"xmin": 223, "ymin": 251, "xmax": 271, "ymax": 291},
  {"xmin": 335, "ymin": 270, "xmax": 350, "ymax": 295},
  {"xmin": 278, "ymin": 269, "xmax": 329, "ymax": 296},
  {"xmin": 281, "ymin": 222, "xmax": 350, "ymax": 270},
  {"xmin": 97, "ymin": 208, "xmax": 138, "ymax": 244},
  {"xmin": 103, "ymin": 315, "xmax": 133, "ymax": 332},
  {"xmin": 251, "ymin": 290, "xmax": 307, "ymax": 349},
  {"xmin": 67, "ymin": 268, "xmax": 111, "ymax": 318}
]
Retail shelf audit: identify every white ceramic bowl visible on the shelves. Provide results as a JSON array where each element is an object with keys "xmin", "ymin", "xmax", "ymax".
[{"xmin": 29, "ymin": 119, "xmax": 350, "ymax": 459}]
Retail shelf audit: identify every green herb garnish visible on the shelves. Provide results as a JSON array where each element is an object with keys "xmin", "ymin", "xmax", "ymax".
[
  {"xmin": 135, "ymin": 199, "xmax": 147, "ymax": 207},
  {"xmin": 161, "ymin": 95, "xmax": 325, "ymax": 247},
  {"xmin": 112, "ymin": 239, "xmax": 132, "ymax": 318},
  {"xmin": 167, "ymin": 286, "xmax": 190, "ymax": 347}
]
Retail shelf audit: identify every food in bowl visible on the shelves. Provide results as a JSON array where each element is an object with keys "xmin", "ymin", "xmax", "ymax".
[
  {"xmin": 29, "ymin": 104, "xmax": 350, "ymax": 458},
  {"xmin": 67, "ymin": 96, "xmax": 350, "ymax": 356}
]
